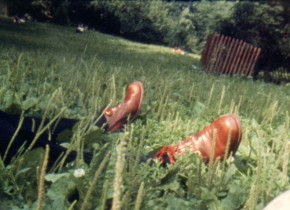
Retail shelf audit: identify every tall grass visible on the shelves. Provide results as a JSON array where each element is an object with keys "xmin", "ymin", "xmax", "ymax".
[{"xmin": 0, "ymin": 16, "xmax": 289, "ymax": 210}]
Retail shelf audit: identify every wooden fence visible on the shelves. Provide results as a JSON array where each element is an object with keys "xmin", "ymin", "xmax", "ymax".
[{"xmin": 201, "ymin": 33, "xmax": 261, "ymax": 76}]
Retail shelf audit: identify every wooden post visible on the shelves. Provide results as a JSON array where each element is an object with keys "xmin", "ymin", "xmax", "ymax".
[
  {"xmin": 238, "ymin": 44, "xmax": 250, "ymax": 75},
  {"xmin": 215, "ymin": 36, "xmax": 230, "ymax": 74},
  {"xmin": 243, "ymin": 46, "xmax": 255, "ymax": 76},
  {"xmin": 207, "ymin": 34, "xmax": 220, "ymax": 73},
  {"xmin": 231, "ymin": 40, "xmax": 244, "ymax": 75},
  {"xmin": 234, "ymin": 42, "xmax": 247, "ymax": 75},
  {"xmin": 208, "ymin": 34, "xmax": 224, "ymax": 73},
  {"xmin": 247, "ymin": 47, "xmax": 261, "ymax": 76},
  {"xmin": 224, "ymin": 38, "xmax": 239, "ymax": 75},
  {"xmin": 212, "ymin": 35, "xmax": 226, "ymax": 74},
  {"xmin": 201, "ymin": 34, "xmax": 213, "ymax": 66}
]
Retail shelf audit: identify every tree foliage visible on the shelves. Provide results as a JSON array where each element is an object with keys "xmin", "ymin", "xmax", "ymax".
[{"xmin": 219, "ymin": 2, "xmax": 290, "ymax": 73}]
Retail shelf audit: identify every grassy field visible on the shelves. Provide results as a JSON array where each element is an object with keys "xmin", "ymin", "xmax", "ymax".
[{"xmin": 0, "ymin": 16, "xmax": 289, "ymax": 210}]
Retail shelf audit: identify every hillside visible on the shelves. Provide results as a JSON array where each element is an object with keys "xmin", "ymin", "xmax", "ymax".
[{"xmin": 0, "ymin": 16, "xmax": 289, "ymax": 210}]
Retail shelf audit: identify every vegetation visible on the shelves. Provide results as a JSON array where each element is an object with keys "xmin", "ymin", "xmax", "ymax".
[
  {"xmin": 4, "ymin": 0, "xmax": 290, "ymax": 76},
  {"xmin": 0, "ymin": 16, "xmax": 289, "ymax": 210},
  {"xmin": 220, "ymin": 1, "xmax": 290, "ymax": 76}
]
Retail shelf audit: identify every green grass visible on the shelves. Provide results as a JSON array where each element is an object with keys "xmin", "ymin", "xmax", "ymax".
[{"xmin": 0, "ymin": 16, "xmax": 289, "ymax": 210}]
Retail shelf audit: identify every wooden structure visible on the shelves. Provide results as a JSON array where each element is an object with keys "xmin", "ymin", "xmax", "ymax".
[{"xmin": 201, "ymin": 33, "xmax": 261, "ymax": 76}]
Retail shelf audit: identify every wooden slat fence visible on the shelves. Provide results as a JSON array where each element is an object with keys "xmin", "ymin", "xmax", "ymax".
[{"xmin": 201, "ymin": 33, "xmax": 261, "ymax": 76}]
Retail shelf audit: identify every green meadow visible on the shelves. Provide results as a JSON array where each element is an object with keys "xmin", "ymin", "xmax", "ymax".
[{"xmin": 0, "ymin": 16, "xmax": 289, "ymax": 210}]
